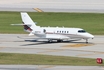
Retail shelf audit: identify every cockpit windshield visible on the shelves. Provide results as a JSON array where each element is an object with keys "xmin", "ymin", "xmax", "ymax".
[{"xmin": 78, "ymin": 30, "xmax": 86, "ymax": 33}]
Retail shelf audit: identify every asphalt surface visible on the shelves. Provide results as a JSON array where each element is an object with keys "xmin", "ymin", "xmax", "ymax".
[
  {"xmin": 0, "ymin": 34, "xmax": 104, "ymax": 59},
  {"xmin": 0, "ymin": 65, "xmax": 104, "ymax": 70},
  {"xmin": 0, "ymin": 0, "xmax": 104, "ymax": 13}
]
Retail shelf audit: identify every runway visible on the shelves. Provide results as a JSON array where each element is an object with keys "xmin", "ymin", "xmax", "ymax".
[
  {"xmin": 0, "ymin": 34, "xmax": 104, "ymax": 69},
  {"xmin": 0, "ymin": 34, "xmax": 104, "ymax": 59},
  {"xmin": 0, "ymin": 0, "xmax": 104, "ymax": 13},
  {"xmin": 0, "ymin": 65, "xmax": 104, "ymax": 70}
]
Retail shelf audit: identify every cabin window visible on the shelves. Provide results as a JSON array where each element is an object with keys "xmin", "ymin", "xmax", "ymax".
[
  {"xmin": 64, "ymin": 31, "xmax": 66, "ymax": 33},
  {"xmin": 67, "ymin": 31, "xmax": 68, "ymax": 33},
  {"xmin": 62, "ymin": 31, "xmax": 64, "ymax": 33}
]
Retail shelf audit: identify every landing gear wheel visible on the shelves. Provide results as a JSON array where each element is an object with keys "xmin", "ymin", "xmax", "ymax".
[
  {"xmin": 86, "ymin": 39, "xmax": 88, "ymax": 44},
  {"xmin": 48, "ymin": 39, "xmax": 52, "ymax": 43},
  {"xmin": 57, "ymin": 40, "xmax": 63, "ymax": 42}
]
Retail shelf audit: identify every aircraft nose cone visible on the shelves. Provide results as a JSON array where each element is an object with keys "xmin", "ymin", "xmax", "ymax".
[{"xmin": 89, "ymin": 34, "xmax": 94, "ymax": 38}]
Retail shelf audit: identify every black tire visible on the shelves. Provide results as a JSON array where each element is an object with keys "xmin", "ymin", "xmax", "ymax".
[{"xmin": 57, "ymin": 40, "xmax": 63, "ymax": 42}]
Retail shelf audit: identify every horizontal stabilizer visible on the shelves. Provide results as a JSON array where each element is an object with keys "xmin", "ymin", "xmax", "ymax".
[{"xmin": 11, "ymin": 24, "xmax": 31, "ymax": 26}]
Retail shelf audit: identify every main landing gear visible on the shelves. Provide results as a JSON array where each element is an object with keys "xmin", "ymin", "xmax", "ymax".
[
  {"xmin": 48, "ymin": 39, "xmax": 52, "ymax": 43},
  {"xmin": 48, "ymin": 39, "xmax": 63, "ymax": 43},
  {"xmin": 57, "ymin": 40, "xmax": 63, "ymax": 42}
]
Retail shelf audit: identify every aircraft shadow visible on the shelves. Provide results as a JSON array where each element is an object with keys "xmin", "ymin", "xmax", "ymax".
[
  {"xmin": 21, "ymin": 39, "xmax": 94, "ymax": 46},
  {"xmin": 21, "ymin": 41, "xmax": 56, "ymax": 46}
]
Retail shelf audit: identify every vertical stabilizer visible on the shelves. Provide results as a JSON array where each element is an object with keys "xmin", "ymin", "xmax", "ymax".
[
  {"xmin": 21, "ymin": 12, "xmax": 37, "ymax": 31},
  {"xmin": 21, "ymin": 12, "xmax": 36, "ymax": 25}
]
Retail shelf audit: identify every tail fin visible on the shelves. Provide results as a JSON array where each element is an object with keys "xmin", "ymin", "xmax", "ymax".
[
  {"xmin": 21, "ymin": 12, "xmax": 37, "ymax": 31},
  {"xmin": 23, "ymin": 24, "xmax": 32, "ymax": 32}
]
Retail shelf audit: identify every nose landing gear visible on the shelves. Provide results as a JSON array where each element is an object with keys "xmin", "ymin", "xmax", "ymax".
[{"xmin": 86, "ymin": 39, "xmax": 88, "ymax": 44}]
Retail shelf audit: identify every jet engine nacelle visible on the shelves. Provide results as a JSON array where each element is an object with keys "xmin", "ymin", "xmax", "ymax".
[
  {"xmin": 31, "ymin": 28, "xmax": 46, "ymax": 37},
  {"xmin": 31, "ymin": 28, "xmax": 45, "ymax": 34}
]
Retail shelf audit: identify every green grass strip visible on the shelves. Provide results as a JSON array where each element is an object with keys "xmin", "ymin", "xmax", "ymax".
[
  {"xmin": 0, "ymin": 53, "xmax": 103, "ymax": 66},
  {"xmin": 0, "ymin": 11, "xmax": 104, "ymax": 34}
]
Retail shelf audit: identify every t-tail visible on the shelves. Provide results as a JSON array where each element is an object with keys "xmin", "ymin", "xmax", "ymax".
[
  {"xmin": 21, "ymin": 12, "xmax": 37, "ymax": 32},
  {"xmin": 11, "ymin": 12, "xmax": 38, "ymax": 36}
]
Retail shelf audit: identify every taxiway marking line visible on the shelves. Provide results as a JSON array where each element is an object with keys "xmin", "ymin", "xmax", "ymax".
[
  {"xmin": 62, "ymin": 44, "xmax": 94, "ymax": 48},
  {"xmin": 34, "ymin": 8, "xmax": 43, "ymax": 12},
  {"xmin": 76, "ymin": 52, "xmax": 104, "ymax": 56},
  {"xmin": 38, "ymin": 65, "xmax": 56, "ymax": 70},
  {"xmin": 0, "ymin": 47, "xmax": 5, "ymax": 50},
  {"xmin": 38, "ymin": 49, "xmax": 64, "ymax": 54}
]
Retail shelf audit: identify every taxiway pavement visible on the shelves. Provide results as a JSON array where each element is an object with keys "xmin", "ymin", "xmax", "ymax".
[
  {"xmin": 0, "ymin": 65, "xmax": 104, "ymax": 70},
  {"xmin": 0, "ymin": 0, "xmax": 104, "ymax": 13},
  {"xmin": 0, "ymin": 34, "xmax": 104, "ymax": 59}
]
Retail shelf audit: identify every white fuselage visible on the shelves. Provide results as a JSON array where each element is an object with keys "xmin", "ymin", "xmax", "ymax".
[{"xmin": 31, "ymin": 26, "xmax": 94, "ymax": 40}]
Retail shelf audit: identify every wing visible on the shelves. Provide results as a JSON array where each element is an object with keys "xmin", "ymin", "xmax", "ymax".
[
  {"xmin": 17, "ymin": 34, "xmax": 69, "ymax": 40},
  {"xmin": 17, "ymin": 34, "xmax": 82, "ymax": 41}
]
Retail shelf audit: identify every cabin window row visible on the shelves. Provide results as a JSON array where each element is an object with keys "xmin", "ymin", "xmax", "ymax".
[{"xmin": 57, "ymin": 31, "xmax": 69, "ymax": 33}]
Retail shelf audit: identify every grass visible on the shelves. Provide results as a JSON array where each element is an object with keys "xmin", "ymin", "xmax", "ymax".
[
  {"xmin": 0, "ymin": 11, "xmax": 104, "ymax": 34},
  {"xmin": 0, "ymin": 53, "xmax": 103, "ymax": 65}
]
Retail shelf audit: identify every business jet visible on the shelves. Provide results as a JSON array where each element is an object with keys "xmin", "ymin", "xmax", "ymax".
[{"xmin": 12, "ymin": 12, "xmax": 94, "ymax": 43}]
